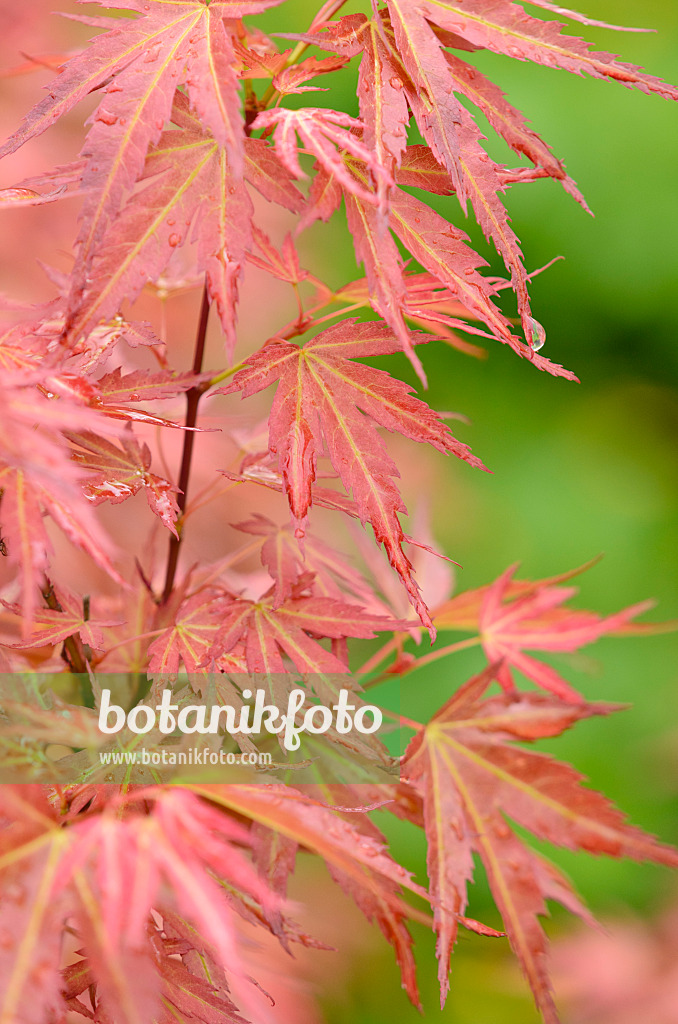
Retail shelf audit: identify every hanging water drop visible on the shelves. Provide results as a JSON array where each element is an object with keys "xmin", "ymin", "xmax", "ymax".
[{"xmin": 527, "ymin": 316, "xmax": 546, "ymax": 353}]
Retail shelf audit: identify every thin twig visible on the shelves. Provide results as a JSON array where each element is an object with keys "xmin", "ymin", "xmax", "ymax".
[{"xmin": 161, "ymin": 284, "xmax": 211, "ymax": 603}]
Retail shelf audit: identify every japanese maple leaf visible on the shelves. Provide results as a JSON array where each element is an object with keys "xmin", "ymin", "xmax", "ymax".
[
  {"xmin": 380, "ymin": 0, "xmax": 678, "ymax": 346},
  {"xmin": 61, "ymin": 946, "xmax": 247, "ymax": 1024},
  {"xmin": 314, "ymin": 266, "xmax": 489, "ymax": 358},
  {"xmin": 232, "ymin": 514, "xmax": 300, "ymax": 608},
  {"xmin": 1, "ymin": 306, "xmax": 164, "ymax": 381},
  {"xmin": 208, "ymin": 587, "xmax": 402, "ymax": 674},
  {"xmin": 399, "ymin": 0, "xmax": 678, "ymax": 99},
  {"xmin": 0, "ymin": 373, "xmax": 125, "ymax": 628},
  {"xmin": 434, "ymin": 559, "xmax": 605, "ymax": 630},
  {"xmin": 296, "ymin": 10, "xmax": 587, "ymax": 205},
  {"xmin": 298, "ymin": 13, "xmax": 410, "ymax": 202},
  {"xmin": 341, "ymin": 168, "xmax": 426, "ymax": 380},
  {"xmin": 304, "ymin": 154, "xmax": 576, "ymax": 379},
  {"xmin": 0, "ymin": 1, "xmax": 284, "ymax": 320},
  {"xmin": 523, "ymin": 0, "xmax": 650, "ymax": 31},
  {"xmin": 353, "ymin": 15, "xmax": 410, "ymax": 180},
  {"xmin": 221, "ymin": 458, "xmax": 461, "ymax": 586},
  {"xmin": 402, "ymin": 667, "xmax": 678, "ymax": 1020},
  {"xmin": 359, "ymin": 15, "xmax": 544, "ymax": 351},
  {"xmin": 353, "ymin": 17, "xmax": 542, "ymax": 355},
  {"xmin": 242, "ymin": 136, "xmax": 306, "ymax": 213},
  {"xmin": 252, "ymin": 106, "xmax": 394, "ymax": 207},
  {"xmin": 439, "ymin": 51, "xmax": 588, "ymax": 209},
  {"xmin": 221, "ymin": 320, "xmax": 487, "ymax": 632},
  {"xmin": 294, "ymin": 155, "xmax": 431, "ymax": 374},
  {"xmin": 0, "ymin": 787, "xmax": 279, "ymax": 1024},
  {"xmin": 152, "ymin": 936, "xmax": 248, "ymax": 1024},
  {"xmin": 233, "ymin": 513, "xmax": 380, "ymax": 611},
  {"xmin": 2, "ymin": 586, "xmax": 116, "ymax": 652},
  {"xmin": 465, "ymin": 563, "xmax": 653, "ymax": 701},
  {"xmin": 64, "ymin": 95, "xmax": 252, "ymax": 354},
  {"xmin": 192, "ymin": 783, "xmax": 431, "ymax": 1006},
  {"xmin": 376, "ymin": 2, "xmax": 588, "ymax": 323},
  {"xmin": 0, "ymin": 462, "xmax": 124, "ymax": 634},
  {"xmin": 344, "ymin": 156, "xmax": 529, "ymax": 378},
  {"xmin": 0, "ymin": 184, "xmax": 66, "ymax": 207},
  {"xmin": 271, "ymin": 54, "xmax": 349, "ymax": 96},
  {"xmin": 148, "ymin": 588, "xmax": 231, "ymax": 676},
  {"xmin": 54, "ymin": 366, "xmax": 209, "ymax": 432},
  {"xmin": 67, "ymin": 427, "xmax": 180, "ymax": 537},
  {"xmin": 247, "ymin": 226, "xmax": 309, "ymax": 286},
  {"xmin": 92, "ymin": 366, "xmax": 204, "ymax": 405},
  {"xmin": 382, "ymin": 0, "xmax": 678, "ymax": 203},
  {"xmin": 63, "ymin": 96, "xmax": 303, "ymax": 355}
]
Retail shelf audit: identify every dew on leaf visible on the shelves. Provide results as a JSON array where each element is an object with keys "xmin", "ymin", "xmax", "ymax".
[
  {"xmin": 526, "ymin": 316, "xmax": 546, "ymax": 352},
  {"xmin": 95, "ymin": 110, "xmax": 118, "ymax": 126},
  {"xmin": 0, "ymin": 187, "xmax": 39, "ymax": 204},
  {"xmin": 492, "ymin": 819, "xmax": 511, "ymax": 839}
]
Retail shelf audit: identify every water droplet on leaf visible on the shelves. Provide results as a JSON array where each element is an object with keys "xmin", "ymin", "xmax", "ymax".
[
  {"xmin": 527, "ymin": 316, "xmax": 546, "ymax": 352},
  {"xmin": 95, "ymin": 109, "xmax": 117, "ymax": 126},
  {"xmin": 493, "ymin": 819, "xmax": 511, "ymax": 839}
]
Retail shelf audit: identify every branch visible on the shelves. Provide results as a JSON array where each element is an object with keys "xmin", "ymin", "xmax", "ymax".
[{"xmin": 160, "ymin": 284, "xmax": 211, "ymax": 603}]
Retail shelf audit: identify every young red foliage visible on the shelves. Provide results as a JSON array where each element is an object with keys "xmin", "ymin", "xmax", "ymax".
[
  {"xmin": 0, "ymin": 2, "xmax": 676, "ymax": 1022},
  {"xmin": 402, "ymin": 666, "xmax": 678, "ymax": 1019},
  {"xmin": 221, "ymin": 320, "xmax": 486, "ymax": 633},
  {"xmin": 432, "ymin": 562, "xmax": 655, "ymax": 701}
]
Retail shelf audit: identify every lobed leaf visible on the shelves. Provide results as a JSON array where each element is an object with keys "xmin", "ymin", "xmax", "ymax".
[
  {"xmin": 221, "ymin": 320, "xmax": 487, "ymax": 631},
  {"xmin": 403, "ymin": 667, "xmax": 678, "ymax": 1018}
]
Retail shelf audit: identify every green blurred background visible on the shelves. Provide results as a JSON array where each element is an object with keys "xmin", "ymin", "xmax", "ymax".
[{"xmin": 251, "ymin": 1, "xmax": 678, "ymax": 1021}]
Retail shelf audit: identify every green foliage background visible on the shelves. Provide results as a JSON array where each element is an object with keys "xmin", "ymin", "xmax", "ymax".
[{"xmin": 252, "ymin": 1, "xmax": 678, "ymax": 1020}]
